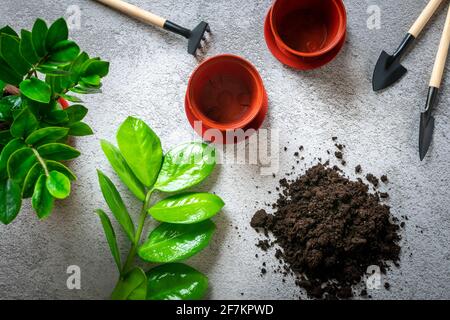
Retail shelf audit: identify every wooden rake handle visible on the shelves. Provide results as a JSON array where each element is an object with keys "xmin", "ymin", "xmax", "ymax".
[
  {"xmin": 409, "ymin": 0, "xmax": 444, "ymax": 38},
  {"xmin": 95, "ymin": 0, "xmax": 166, "ymax": 28},
  {"xmin": 430, "ymin": 4, "xmax": 450, "ymax": 88}
]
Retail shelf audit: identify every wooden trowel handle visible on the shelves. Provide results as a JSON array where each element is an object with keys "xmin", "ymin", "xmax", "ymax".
[
  {"xmin": 409, "ymin": 0, "xmax": 444, "ymax": 37},
  {"xmin": 430, "ymin": 5, "xmax": 450, "ymax": 88},
  {"xmin": 95, "ymin": 0, "xmax": 166, "ymax": 28}
]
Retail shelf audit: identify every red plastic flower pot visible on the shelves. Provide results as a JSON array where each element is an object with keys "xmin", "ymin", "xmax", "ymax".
[
  {"xmin": 185, "ymin": 54, "xmax": 268, "ymax": 144},
  {"xmin": 266, "ymin": 0, "xmax": 347, "ymax": 70}
]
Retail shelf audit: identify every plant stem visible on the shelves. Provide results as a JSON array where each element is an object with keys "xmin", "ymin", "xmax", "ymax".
[
  {"xmin": 32, "ymin": 148, "xmax": 49, "ymax": 176},
  {"xmin": 120, "ymin": 189, "xmax": 154, "ymax": 275}
]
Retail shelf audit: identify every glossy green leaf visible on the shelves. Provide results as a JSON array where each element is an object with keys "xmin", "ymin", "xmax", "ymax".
[
  {"xmin": 44, "ymin": 109, "xmax": 69, "ymax": 124},
  {"xmin": 37, "ymin": 143, "xmax": 80, "ymax": 161},
  {"xmin": 0, "ymin": 79, "xmax": 5, "ymax": 91},
  {"xmin": 0, "ymin": 130, "xmax": 12, "ymax": 147},
  {"xmin": 20, "ymin": 30, "xmax": 40, "ymax": 65},
  {"xmin": 46, "ymin": 161, "xmax": 76, "ymax": 181},
  {"xmin": 0, "ymin": 138, "xmax": 25, "ymax": 177},
  {"xmin": 146, "ymin": 263, "xmax": 208, "ymax": 300},
  {"xmin": 20, "ymin": 78, "xmax": 52, "ymax": 103},
  {"xmin": 32, "ymin": 18, "xmax": 48, "ymax": 57},
  {"xmin": 45, "ymin": 18, "xmax": 68, "ymax": 50},
  {"xmin": 59, "ymin": 94, "xmax": 82, "ymax": 103},
  {"xmin": 111, "ymin": 267, "xmax": 147, "ymax": 300},
  {"xmin": 97, "ymin": 170, "xmax": 135, "ymax": 242},
  {"xmin": 68, "ymin": 122, "xmax": 93, "ymax": 136},
  {"xmin": 25, "ymin": 127, "xmax": 69, "ymax": 146},
  {"xmin": 37, "ymin": 65, "xmax": 71, "ymax": 76},
  {"xmin": 100, "ymin": 140, "xmax": 146, "ymax": 201},
  {"xmin": 81, "ymin": 75, "xmax": 100, "ymax": 86},
  {"xmin": 0, "ymin": 179, "xmax": 22, "ymax": 224},
  {"xmin": 1, "ymin": 95, "xmax": 22, "ymax": 114},
  {"xmin": 117, "ymin": 117, "xmax": 163, "ymax": 188},
  {"xmin": 49, "ymin": 40, "xmax": 80, "ymax": 62},
  {"xmin": 46, "ymin": 170, "xmax": 70, "ymax": 199},
  {"xmin": 0, "ymin": 34, "xmax": 31, "ymax": 75},
  {"xmin": 32, "ymin": 174, "xmax": 54, "ymax": 219},
  {"xmin": 7, "ymin": 147, "xmax": 37, "ymax": 186},
  {"xmin": 69, "ymin": 86, "xmax": 102, "ymax": 94},
  {"xmin": 96, "ymin": 209, "xmax": 121, "ymax": 272},
  {"xmin": 10, "ymin": 106, "xmax": 38, "ymax": 138},
  {"xmin": 154, "ymin": 143, "xmax": 216, "ymax": 193},
  {"xmin": 65, "ymin": 104, "xmax": 87, "ymax": 123},
  {"xmin": 0, "ymin": 26, "xmax": 18, "ymax": 37},
  {"xmin": 82, "ymin": 60, "xmax": 109, "ymax": 77},
  {"xmin": 0, "ymin": 57, "xmax": 22, "ymax": 85},
  {"xmin": 22, "ymin": 162, "xmax": 43, "ymax": 198},
  {"xmin": 149, "ymin": 193, "xmax": 224, "ymax": 224},
  {"xmin": 138, "ymin": 220, "xmax": 216, "ymax": 263}
]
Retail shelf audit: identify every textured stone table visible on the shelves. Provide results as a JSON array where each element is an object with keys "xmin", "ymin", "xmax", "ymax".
[{"xmin": 0, "ymin": 0, "xmax": 449, "ymax": 299}]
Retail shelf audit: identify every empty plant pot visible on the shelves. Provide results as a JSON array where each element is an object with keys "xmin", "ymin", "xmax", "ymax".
[
  {"xmin": 185, "ymin": 54, "xmax": 268, "ymax": 144},
  {"xmin": 270, "ymin": 0, "xmax": 346, "ymax": 60}
]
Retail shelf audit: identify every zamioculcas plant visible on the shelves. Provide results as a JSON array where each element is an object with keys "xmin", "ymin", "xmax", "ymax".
[
  {"xmin": 97, "ymin": 117, "xmax": 224, "ymax": 300},
  {"xmin": 0, "ymin": 18, "xmax": 109, "ymax": 224}
]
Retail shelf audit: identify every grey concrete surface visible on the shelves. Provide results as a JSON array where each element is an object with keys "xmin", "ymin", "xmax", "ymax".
[{"xmin": 1, "ymin": 0, "xmax": 449, "ymax": 300}]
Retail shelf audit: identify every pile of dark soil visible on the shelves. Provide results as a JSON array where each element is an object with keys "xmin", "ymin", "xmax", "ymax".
[{"xmin": 251, "ymin": 162, "xmax": 401, "ymax": 299}]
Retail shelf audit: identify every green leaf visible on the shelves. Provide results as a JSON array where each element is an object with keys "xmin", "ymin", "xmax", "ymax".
[
  {"xmin": 96, "ymin": 209, "xmax": 121, "ymax": 272},
  {"xmin": 149, "ymin": 193, "xmax": 224, "ymax": 224},
  {"xmin": 22, "ymin": 162, "xmax": 42, "ymax": 198},
  {"xmin": 82, "ymin": 60, "xmax": 109, "ymax": 77},
  {"xmin": 0, "ymin": 95, "xmax": 22, "ymax": 122},
  {"xmin": 97, "ymin": 170, "xmax": 135, "ymax": 242},
  {"xmin": 32, "ymin": 19, "xmax": 48, "ymax": 57},
  {"xmin": 20, "ymin": 78, "xmax": 52, "ymax": 103},
  {"xmin": 59, "ymin": 94, "xmax": 82, "ymax": 103},
  {"xmin": 10, "ymin": 106, "xmax": 38, "ymax": 138},
  {"xmin": 45, "ymin": 18, "xmax": 68, "ymax": 51},
  {"xmin": 68, "ymin": 122, "xmax": 93, "ymax": 136},
  {"xmin": 20, "ymin": 30, "xmax": 40, "ymax": 65},
  {"xmin": 25, "ymin": 127, "xmax": 69, "ymax": 146},
  {"xmin": 138, "ymin": 220, "xmax": 216, "ymax": 263},
  {"xmin": 7, "ymin": 147, "xmax": 37, "ymax": 186},
  {"xmin": 44, "ymin": 109, "xmax": 69, "ymax": 124},
  {"xmin": 46, "ymin": 170, "xmax": 70, "ymax": 199},
  {"xmin": 32, "ymin": 174, "xmax": 54, "ymax": 219},
  {"xmin": 100, "ymin": 140, "xmax": 146, "ymax": 201},
  {"xmin": 0, "ymin": 26, "xmax": 19, "ymax": 38},
  {"xmin": 69, "ymin": 86, "xmax": 102, "ymax": 94},
  {"xmin": 0, "ymin": 130, "xmax": 12, "ymax": 147},
  {"xmin": 0, "ymin": 57, "xmax": 22, "ymax": 85},
  {"xmin": 49, "ymin": 40, "xmax": 80, "ymax": 62},
  {"xmin": 46, "ymin": 160, "xmax": 76, "ymax": 181},
  {"xmin": 0, "ymin": 138, "xmax": 26, "ymax": 177},
  {"xmin": 146, "ymin": 263, "xmax": 208, "ymax": 300},
  {"xmin": 111, "ymin": 267, "xmax": 147, "ymax": 300},
  {"xmin": 81, "ymin": 75, "xmax": 100, "ymax": 86},
  {"xmin": 0, "ymin": 34, "xmax": 31, "ymax": 75},
  {"xmin": 37, "ymin": 65, "xmax": 71, "ymax": 76},
  {"xmin": 117, "ymin": 117, "xmax": 163, "ymax": 188},
  {"xmin": 65, "ymin": 104, "xmax": 87, "ymax": 123},
  {"xmin": 154, "ymin": 143, "xmax": 216, "ymax": 193},
  {"xmin": 37, "ymin": 143, "xmax": 80, "ymax": 161},
  {"xmin": 0, "ymin": 79, "xmax": 5, "ymax": 91},
  {"xmin": 0, "ymin": 179, "xmax": 22, "ymax": 224}
]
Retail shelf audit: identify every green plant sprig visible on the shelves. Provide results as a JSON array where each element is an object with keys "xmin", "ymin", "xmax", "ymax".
[
  {"xmin": 97, "ymin": 117, "xmax": 224, "ymax": 300},
  {"xmin": 0, "ymin": 18, "xmax": 109, "ymax": 224}
]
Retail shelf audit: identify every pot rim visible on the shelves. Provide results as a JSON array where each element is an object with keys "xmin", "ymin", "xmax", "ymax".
[
  {"xmin": 270, "ymin": 0, "xmax": 347, "ymax": 58},
  {"xmin": 186, "ymin": 54, "xmax": 265, "ymax": 131}
]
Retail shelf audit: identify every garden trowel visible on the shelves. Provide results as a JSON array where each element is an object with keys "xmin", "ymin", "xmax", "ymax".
[
  {"xmin": 373, "ymin": 0, "xmax": 444, "ymax": 91},
  {"xmin": 419, "ymin": 4, "xmax": 450, "ymax": 160}
]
